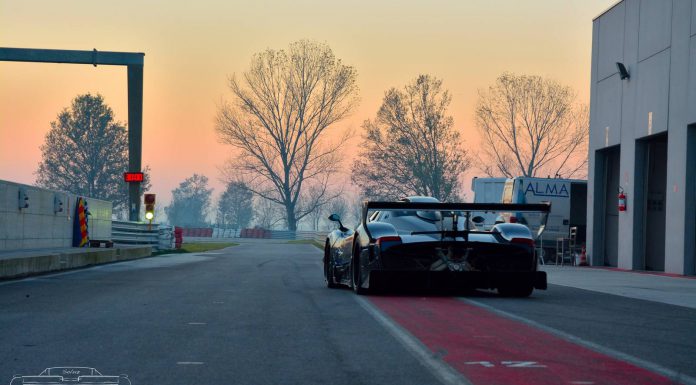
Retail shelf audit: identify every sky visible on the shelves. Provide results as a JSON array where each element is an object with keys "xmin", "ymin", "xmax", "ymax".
[{"xmin": 0, "ymin": 0, "xmax": 617, "ymax": 209}]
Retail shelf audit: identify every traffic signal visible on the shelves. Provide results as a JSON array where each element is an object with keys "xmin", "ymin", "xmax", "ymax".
[{"xmin": 144, "ymin": 193, "xmax": 156, "ymax": 221}]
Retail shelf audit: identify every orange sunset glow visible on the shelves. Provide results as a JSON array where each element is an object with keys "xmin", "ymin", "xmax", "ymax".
[{"xmin": 1, "ymin": 0, "xmax": 616, "ymax": 206}]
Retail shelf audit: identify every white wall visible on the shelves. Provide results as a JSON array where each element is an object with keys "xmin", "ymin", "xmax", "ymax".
[
  {"xmin": 589, "ymin": 0, "xmax": 696, "ymax": 275},
  {"xmin": 0, "ymin": 179, "xmax": 112, "ymax": 250}
]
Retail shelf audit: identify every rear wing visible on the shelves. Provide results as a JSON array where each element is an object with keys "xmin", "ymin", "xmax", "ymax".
[{"xmin": 361, "ymin": 201, "xmax": 552, "ymax": 240}]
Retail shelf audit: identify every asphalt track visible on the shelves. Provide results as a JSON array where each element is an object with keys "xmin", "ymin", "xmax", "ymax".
[{"xmin": 1, "ymin": 241, "xmax": 694, "ymax": 385}]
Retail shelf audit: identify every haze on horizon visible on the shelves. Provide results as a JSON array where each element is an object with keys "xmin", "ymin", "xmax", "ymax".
[{"xmin": 0, "ymin": 0, "xmax": 616, "ymax": 207}]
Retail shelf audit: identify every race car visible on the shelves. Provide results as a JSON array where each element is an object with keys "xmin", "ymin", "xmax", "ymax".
[{"xmin": 323, "ymin": 196, "xmax": 550, "ymax": 297}]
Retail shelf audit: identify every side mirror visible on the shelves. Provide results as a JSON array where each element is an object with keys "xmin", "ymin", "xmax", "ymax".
[
  {"xmin": 328, "ymin": 214, "xmax": 348, "ymax": 232},
  {"xmin": 472, "ymin": 216, "xmax": 485, "ymax": 224}
]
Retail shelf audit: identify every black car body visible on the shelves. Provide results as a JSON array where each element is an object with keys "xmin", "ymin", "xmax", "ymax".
[{"xmin": 323, "ymin": 197, "xmax": 551, "ymax": 297}]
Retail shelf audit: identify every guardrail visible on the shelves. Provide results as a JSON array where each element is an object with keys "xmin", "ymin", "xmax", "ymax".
[
  {"xmin": 310, "ymin": 231, "xmax": 326, "ymax": 245},
  {"xmin": 112, "ymin": 221, "xmax": 172, "ymax": 250},
  {"xmin": 112, "ymin": 223, "xmax": 327, "ymax": 249}
]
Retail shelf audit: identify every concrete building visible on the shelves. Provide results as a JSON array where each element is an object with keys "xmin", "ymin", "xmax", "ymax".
[{"xmin": 588, "ymin": 0, "xmax": 696, "ymax": 275}]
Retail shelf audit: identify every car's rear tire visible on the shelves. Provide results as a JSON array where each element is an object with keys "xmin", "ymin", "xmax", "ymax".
[
  {"xmin": 324, "ymin": 242, "xmax": 339, "ymax": 289},
  {"xmin": 498, "ymin": 284, "xmax": 534, "ymax": 298},
  {"xmin": 351, "ymin": 245, "xmax": 368, "ymax": 295}
]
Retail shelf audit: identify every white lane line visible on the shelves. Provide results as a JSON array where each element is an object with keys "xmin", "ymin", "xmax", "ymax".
[
  {"xmin": 177, "ymin": 362, "xmax": 204, "ymax": 365},
  {"xmin": 354, "ymin": 296, "xmax": 472, "ymax": 385},
  {"xmin": 463, "ymin": 298, "xmax": 696, "ymax": 385},
  {"xmin": 314, "ymin": 257, "xmax": 468, "ymax": 385},
  {"xmin": 188, "ymin": 322, "xmax": 207, "ymax": 325}
]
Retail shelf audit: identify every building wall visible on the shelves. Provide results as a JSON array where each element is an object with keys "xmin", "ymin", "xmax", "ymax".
[
  {"xmin": 0, "ymin": 180, "xmax": 112, "ymax": 250},
  {"xmin": 589, "ymin": 0, "xmax": 696, "ymax": 275}
]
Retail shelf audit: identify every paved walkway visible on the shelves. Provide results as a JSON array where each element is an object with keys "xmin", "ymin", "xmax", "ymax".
[{"xmin": 541, "ymin": 265, "xmax": 696, "ymax": 309}]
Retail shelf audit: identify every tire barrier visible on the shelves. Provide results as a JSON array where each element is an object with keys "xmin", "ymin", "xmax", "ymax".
[
  {"xmin": 174, "ymin": 227, "xmax": 183, "ymax": 249},
  {"xmin": 239, "ymin": 228, "xmax": 271, "ymax": 238},
  {"xmin": 179, "ymin": 228, "xmax": 213, "ymax": 237},
  {"xmin": 177, "ymin": 227, "xmax": 327, "ymax": 242}
]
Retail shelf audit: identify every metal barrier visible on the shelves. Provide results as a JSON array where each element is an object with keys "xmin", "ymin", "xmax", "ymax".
[
  {"xmin": 311, "ymin": 231, "xmax": 326, "ymax": 245},
  {"xmin": 112, "ymin": 220, "xmax": 172, "ymax": 250},
  {"xmin": 112, "ymin": 223, "xmax": 327, "ymax": 249},
  {"xmin": 159, "ymin": 225, "xmax": 174, "ymax": 250}
]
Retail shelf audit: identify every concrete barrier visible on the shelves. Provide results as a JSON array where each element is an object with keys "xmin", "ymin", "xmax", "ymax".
[
  {"xmin": 0, "ymin": 246, "xmax": 151, "ymax": 280},
  {"xmin": 0, "ymin": 179, "xmax": 112, "ymax": 250}
]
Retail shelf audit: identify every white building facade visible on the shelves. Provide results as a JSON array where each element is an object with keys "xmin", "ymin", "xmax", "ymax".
[{"xmin": 588, "ymin": 0, "xmax": 696, "ymax": 275}]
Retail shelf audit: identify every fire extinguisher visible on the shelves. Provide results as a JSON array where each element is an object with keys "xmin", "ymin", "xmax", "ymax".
[{"xmin": 618, "ymin": 187, "xmax": 627, "ymax": 212}]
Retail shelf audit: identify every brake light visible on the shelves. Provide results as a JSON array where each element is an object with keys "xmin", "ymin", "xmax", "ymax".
[
  {"xmin": 511, "ymin": 237, "xmax": 534, "ymax": 247},
  {"xmin": 376, "ymin": 236, "xmax": 402, "ymax": 251},
  {"xmin": 508, "ymin": 216, "xmax": 518, "ymax": 223}
]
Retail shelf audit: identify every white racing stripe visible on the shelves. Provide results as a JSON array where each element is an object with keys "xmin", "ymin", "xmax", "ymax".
[
  {"xmin": 354, "ymin": 296, "xmax": 472, "ymax": 385},
  {"xmin": 463, "ymin": 298, "xmax": 696, "ymax": 385}
]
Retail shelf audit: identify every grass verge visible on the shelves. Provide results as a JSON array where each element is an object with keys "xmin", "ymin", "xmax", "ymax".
[
  {"xmin": 287, "ymin": 239, "xmax": 324, "ymax": 250},
  {"xmin": 152, "ymin": 242, "xmax": 239, "ymax": 256}
]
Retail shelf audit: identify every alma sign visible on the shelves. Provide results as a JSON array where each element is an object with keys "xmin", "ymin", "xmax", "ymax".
[{"xmin": 524, "ymin": 181, "xmax": 570, "ymax": 198}]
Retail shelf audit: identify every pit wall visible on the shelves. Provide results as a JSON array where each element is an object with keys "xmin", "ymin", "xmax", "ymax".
[{"xmin": 0, "ymin": 179, "xmax": 112, "ymax": 250}]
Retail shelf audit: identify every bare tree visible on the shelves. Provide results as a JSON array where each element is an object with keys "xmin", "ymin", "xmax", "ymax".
[
  {"xmin": 475, "ymin": 73, "xmax": 589, "ymax": 179},
  {"xmin": 326, "ymin": 196, "xmax": 350, "ymax": 226},
  {"xmin": 36, "ymin": 93, "xmax": 151, "ymax": 216},
  {"xmin": 216, "ymin": 40, "xmax": 358, "ymax": 231},
  {"xmin": 306, "ymin": 206, "xmax": 324, "ymax": 231},
  {"xmin": 307, "ymin": 195, "xmax": 351, "ymax": 231},
  {"xmin": 304, "ymin": 185, "xmax": 328, "ymax": 231},
  {"xmin": 348, "ymin": 195, "xmax": 364, "ymax": 226},
  {"xmin": 254, "ymin": 197, "xmax": 284, "ymax": 230},
  {"xmin": 352, "ymin": 75, "xmax": 470, "ymax": 201}
]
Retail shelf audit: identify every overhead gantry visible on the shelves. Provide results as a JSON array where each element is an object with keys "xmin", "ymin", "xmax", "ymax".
[{"xmin": 0, "ymin": 47, "xmax": 145, "ymax": 221}]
